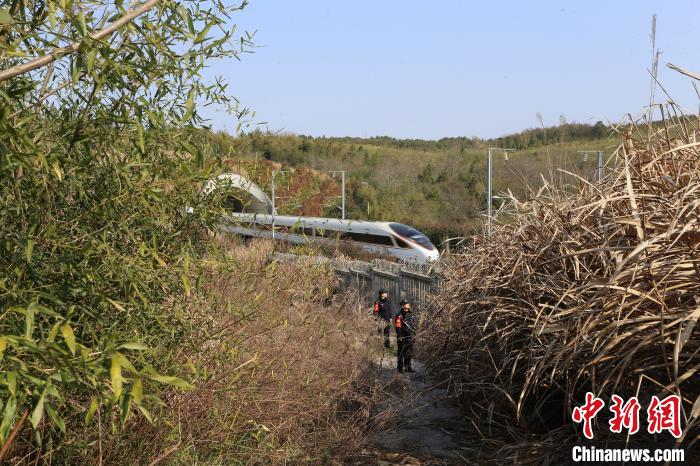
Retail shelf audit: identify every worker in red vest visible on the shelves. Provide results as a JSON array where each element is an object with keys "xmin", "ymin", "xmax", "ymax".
[
  {"xmin": 395, "ymin": 299, "xmax": 416, "ymax": 373},
  {"xmin": 373, "ymin": 288, "xmax": 394, "ymax": 349}
]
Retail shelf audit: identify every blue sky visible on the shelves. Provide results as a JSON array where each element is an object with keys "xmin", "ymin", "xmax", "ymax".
[{"xmin": 202, "ymin": 0, "xmax": 700, "ymax": 139}]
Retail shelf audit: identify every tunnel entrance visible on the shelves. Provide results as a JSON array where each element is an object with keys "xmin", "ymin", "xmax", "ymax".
[{"xmin": 203, "ymin": 173, "xmax": 276, "ymax": 215}]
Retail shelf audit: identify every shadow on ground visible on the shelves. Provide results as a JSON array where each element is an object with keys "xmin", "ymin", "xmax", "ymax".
[{"xmin": 354, "ymin": 346, "xmax": 479, "ymax": 465}]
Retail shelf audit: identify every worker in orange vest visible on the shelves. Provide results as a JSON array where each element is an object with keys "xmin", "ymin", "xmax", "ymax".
[
  {"xmin": 373, "ymin": 288, "xmax": 394, "ymax": 349},
  {"xmin": 395, "ymin": 299, "xmax": 416, "ymax": 373}
]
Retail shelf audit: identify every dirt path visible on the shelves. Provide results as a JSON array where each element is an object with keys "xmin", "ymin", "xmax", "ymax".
[{"xmin": 365, "ymin": 349, "xmax": 478, "ymax": 465}]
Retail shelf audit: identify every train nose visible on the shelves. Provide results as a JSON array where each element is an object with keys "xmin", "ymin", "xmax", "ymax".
[{"xmin": 427, "ymin": 249, "xmax": 440, "ymax": 261}]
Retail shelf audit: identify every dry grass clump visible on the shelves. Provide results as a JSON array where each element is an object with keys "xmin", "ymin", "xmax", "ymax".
[
  {"xmin": 421, "ymin": 112, "xmax": 700, "ymax": 452},
  {"xmin": 84, "ymin": 238, "xmax": 378, "ymax": 464}
]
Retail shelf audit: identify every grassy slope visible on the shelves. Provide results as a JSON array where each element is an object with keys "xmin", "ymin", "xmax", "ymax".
[
  {"xmin": 8, "ymin": 238, "xmax": 379, "ymax": 464},
  {"xmin": 122, "ymin": 238, "xmax": 378, "ymax": 464}
]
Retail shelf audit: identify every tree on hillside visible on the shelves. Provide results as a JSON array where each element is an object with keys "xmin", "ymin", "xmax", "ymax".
[{"xmin": 0, "ymin": 0, "xmax": 253, "ymax": 457}]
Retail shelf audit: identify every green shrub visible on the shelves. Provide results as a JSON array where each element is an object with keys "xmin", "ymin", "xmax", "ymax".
[{"xmin": 0, "ymin": 0, "xmax": 253, "ymax": 455}]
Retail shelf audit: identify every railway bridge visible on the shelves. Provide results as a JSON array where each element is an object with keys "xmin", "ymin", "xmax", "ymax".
[{"xmin": 272, "ymin": 252, "xmax": 440, "ymax": 313}]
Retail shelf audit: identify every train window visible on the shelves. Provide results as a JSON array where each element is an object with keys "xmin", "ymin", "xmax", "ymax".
[
  {"xmin": 369, "ymin": 234, "xmax": 395, "ymax": 246},
  {"xmin": 343, "ymin": 232, "xmax": 394, "ymax": 246},
  {"xmin": 388, "ymin": 223, "xmax": 436, "ymax": 250},
  {"xmin": 394, "ymin": 236, "xmax": 411, "ymax": 249},
  {"xmin": 303, "ymin": 227, "xmax": 315, "ymax": 237}
]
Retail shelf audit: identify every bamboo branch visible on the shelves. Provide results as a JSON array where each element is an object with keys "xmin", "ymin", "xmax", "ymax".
[
  {"xmin": 0, "ymin": 409, "xmax": 29, "ymax": 462},
  {"xmin": 0, "ymin": 0, "xmax": 162, "ymax": 83},
  {"xmin": 148, "ymin": 441, "xmax": 182, "ymax": 466},
  {"xmin": 9, "ymin": 73, "xmax": 85, "ymax": 119}
]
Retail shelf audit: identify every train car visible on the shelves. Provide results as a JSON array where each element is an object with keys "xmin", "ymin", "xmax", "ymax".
[{"xmin": 219, "ymin": 212, "xmax": 440, "ymax": 263}]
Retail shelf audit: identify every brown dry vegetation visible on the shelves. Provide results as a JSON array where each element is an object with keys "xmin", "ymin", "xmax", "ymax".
[
  {"xmin": 6, "ymin": 239, "xmax": 380, "ymax": 465},
  {"xmin": 420, "ymin": 109, "xmax": 700, "ymax": 461}
]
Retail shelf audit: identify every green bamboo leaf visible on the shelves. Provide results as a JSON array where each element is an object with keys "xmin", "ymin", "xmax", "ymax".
[
  {"xmin": 186, "ymin": 10, "xmax": 195, "ymax": 36},
  {"xmin": 148, "ymin": 374, "xmax": 193, "ymax": 390},
  {"xmin": 78, "ymin": 11, "xmax": 87, "ymax": 36},
  {"xmin": 0, "ymin": 8, "xmax": 13, "ymax": 25},
  {"xmin": 0, "ymin": 397, "xmax": 17, "ymax": 440},
  {"xmin": 25, "ymin": 239, "xmax": 35, "ymax": 263},
  {"xmin": 206, "ymin": 32, "xmax": 231, "ymax": 51},
  {"xmin": 7, "ymin": 371, "xmax": 16, "ymax": 396},
  {"xmin": 47, "ymin": 322, "xmax": 61, "ymax": 343},
  {"xmin": 131, "ymin": 379, "xmax": 143, "ymax": 405},
  {"xmin": 119, "ymin": 393, "xmax": 132, "ymax": 425},
  {"xmin": 25, "ymin": 306, "xmax": 35, "ymax": 339},
  {"xmin": 31, "ymin": 392, "xmax": 46, "ymax": 428},
  {"xmin": 0, "ymin": 336, "xmax": 6, "ymax": 361},
  {"xmin": 48, "ymin": 2, "xmax": 56, "ymax": 28},
  {"xmin": 45, "ymin": 403, "xmax": 66, "ymax": 433},
  {"xmin": 118, "ymin": 342, "xmax": 148, "ymax": 351},
  {"xmin": 29, "ymin": 302, "xmax": 60, "ymax": 318},
  {"xmin": 111, "ymin": 355, "xmax": 123, "ymax": 398},
  {"xmin": 107, "ymin": 298, "xmax": 126, "ymax": 312},
  {"xmin": 116, "ymin": 352, "xmax": 137, "ymax": 373},
  {"xmin": 183, "ymin": 88, "xmax": 195, "ymax": 122},
  {"xmin": 85, "ymin": 398, "xmax": 99, "ymax": 425},
  {"xmin": 51, "ymin": 161, "xmax": 63, "ymax": 181},
  {"xmin": 181, "ymin": 274, "xmax": 191, "ymax": 296},
  {"xmin": 137, "ymin": 405, "xmax": 153, "ymax": 423},
  {"xmin": 137, "ymin": 122, "xmax": 145, "ymax": 153},
  {"xmin": 194, "ymin": 22, "xmax": 214, "ymax": 44},
  {"xmin": 60, "ymin": 324, "xmax": 76, "ymax": 355},
  {"xmin": 86, "ymin": 49, "xmax": 97, "ymax": 74}
]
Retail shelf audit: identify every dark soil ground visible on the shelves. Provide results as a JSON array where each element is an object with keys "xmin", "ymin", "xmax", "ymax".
[{"xmin": 349, "ymin": 337, "xmax": 478, "ymax": 465}]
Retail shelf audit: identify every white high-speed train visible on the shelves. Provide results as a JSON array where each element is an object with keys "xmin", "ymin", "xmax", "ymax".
[
  {"xmin": 219, "ymin": 212, "xmax": 440, "ymax": 263},
  {"xmin": 201, "ymin": 173, "xmax": 439, "ymax": 263}
]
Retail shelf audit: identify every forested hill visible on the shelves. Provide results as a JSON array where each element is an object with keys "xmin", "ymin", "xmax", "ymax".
[
  {"xmin": 309, "ymin": 120, "xmax": 609, "ymax": 151},
  {"xmin": 202, "ymin": 121, "xmax": 619, "ymax": 245}
]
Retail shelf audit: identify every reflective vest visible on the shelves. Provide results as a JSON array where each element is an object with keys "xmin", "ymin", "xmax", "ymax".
[
  {"xmin": 373, "ymin": 298, "xmax": 393, "ymax": 320},
  {"xmin": 395, "ymin": 311, "xmax": 416, "ymax": 339}
]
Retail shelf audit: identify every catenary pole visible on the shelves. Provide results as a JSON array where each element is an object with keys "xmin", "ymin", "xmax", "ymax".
[
  {"xmin": 271, "ymin": 170, "xmax": 276, "ymax": 240},
  {"xmin": 486, "ymin": 147, "xmax": 515, "ymax": 236},
  {"xmin": 341, "ymin": 171, "xmax": 346, "ymax": 220},
  {"xmin": 487, "ymin": 147, "xmax": 492, "ymax": 236}
]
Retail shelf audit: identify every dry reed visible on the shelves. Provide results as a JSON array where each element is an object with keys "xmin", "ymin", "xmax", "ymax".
[
  {"xmin": 85, "ymin": 238, "xmax": 380, "ymax": 465},
  {"xmin": 420, "ymin": 109, "xmax": 700, "ymax": 456}
]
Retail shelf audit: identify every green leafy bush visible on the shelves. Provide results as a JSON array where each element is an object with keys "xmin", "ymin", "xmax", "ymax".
[{"xmin": 0, "ymin": 0, "xmax": 253, "ymax": 453}]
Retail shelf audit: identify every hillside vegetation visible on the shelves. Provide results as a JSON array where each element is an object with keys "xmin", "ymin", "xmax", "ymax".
[{"xmin": 203, "ymin": 122, "xmax": 617, "ymax": 244}]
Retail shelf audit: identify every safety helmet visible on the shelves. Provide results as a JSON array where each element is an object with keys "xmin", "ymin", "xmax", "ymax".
[{"xmin": 399, "ymin": 299, "xmax": 408, "ymax": 306}]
